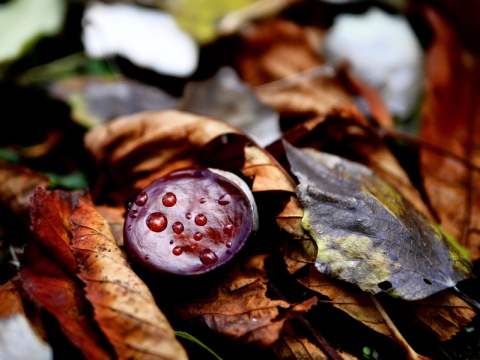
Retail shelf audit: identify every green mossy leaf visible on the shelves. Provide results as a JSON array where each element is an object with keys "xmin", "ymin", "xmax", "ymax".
[{"xmin": 284, "ymin": 141, "xmax": 474, "ymax": 301}]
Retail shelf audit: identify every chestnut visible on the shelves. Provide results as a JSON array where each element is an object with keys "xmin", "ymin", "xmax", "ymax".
[{"xmin": 124, "ymin": 167, "xmax": 259, "ymax": 276}]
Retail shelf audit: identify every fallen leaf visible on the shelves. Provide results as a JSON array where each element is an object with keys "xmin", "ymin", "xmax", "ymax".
[
  {"xmin": 174, "ymin": 255, "xmax": 291, "ymax": 347},
  {"xmin": 277, "ymin": 114, "xmax": 434, "ymax": 274},
  {"xmin": 234, "ymin": 18, "xmax": 392, "ymax": 127},
  {"xmin": 284, "ymin": 141, "xmax": 473, "ymax": 300},
  {"xmin": 419, "ymin": 6, "xmax": 480, "ymax": 261},
  {"xmin": 176, "ymin": 66, "xmax": 281, "ymax": 147},
  {"xmin": 29, "ymin": 187, "xmax": 80, "ymax": 276},
  {"xmin": 408, "ymin": 291, "xmax": 476, "ymax": 341},
  {"xmin": 0, "ymin": 277, "xmax": 24, "ymax": 318},
  {"xmin": 272, "ymin": 334, "xmax": 328, "ymax": 360},
  {"xmin": 298, "ymin": 267, "xmax": 394, "ymax": 340},
  {"xmin": 49, "ymin": 75, "xmax": 176, "ymax": 127},
  {"xmin": 95, "ymin": 204, "xmax": 126, "ymax": 246},
  {"xmin": 20, "ymin": 242, "xmax": 113, "ymax": 360},
  {"xmin": 0, "ymin": 162, "xmax": 49, "ymax": 224},
  {"xmin": 69, "ymin": 195, "xmax": 187, "ymax": 360},
  {"xmin": 84, "ymin": 109, "xmax": 295, "ymax": 206}
]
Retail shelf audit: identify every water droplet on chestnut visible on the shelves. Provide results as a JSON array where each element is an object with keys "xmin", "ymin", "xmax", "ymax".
[
  {"xmin": 195, "ymin": 214, "xmax": 207, "ymax": 226},
  {"xmin": 185, "ymin": 212, "xmax": 192, "ymax": 220},
  {"xmin": 135, "ymin": 191, "xmax": 148, "ymax": 206},
  {"xmin": 199, "ymin": 249, "xmax": 218, "ymax": 265},
  {"xmin": 199, "ymin": 198, "xmax": 206, "ymax": 204},
  {"xmin": 223, "ymin": 224, "xmax": 234, "ymax": 235},
  {"xmin": 146, "ymin": 212, "xmax": 167, "ymax": 232},
  {"xmin": 162, "ymin": 192, "xmax": 177, "ymax": 207},
  {"xmin": 172, "ymin": 221, "xmax": 184, "ymax": 234},
  {"xmin": 172, "ymin": 246, "xmax": 183, "ymax": 256},
  {"xmin": 226, "ymin": 241, "xmax": 232, "ymax": 248},
  {"xmin": 129, "ymin": 209, "xmax": 138, "ymax": 218},
  {"xmin": 193, "ymin": 232, "xmax": 203, "ymax": 241}
]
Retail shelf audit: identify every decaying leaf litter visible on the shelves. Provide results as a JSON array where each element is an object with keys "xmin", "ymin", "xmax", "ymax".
[{"xmin": 1, "ymin": 1, "xmax": 480, "ymax": 359}]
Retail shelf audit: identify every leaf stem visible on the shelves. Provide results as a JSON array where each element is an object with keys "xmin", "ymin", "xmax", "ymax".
[
  {"xmin": 369, "ymin": 294, "xmax": 431, "ymax": 360},
  {"xmin": 451, "ymin": 286, "xmax": 480, "ymax": 313}
]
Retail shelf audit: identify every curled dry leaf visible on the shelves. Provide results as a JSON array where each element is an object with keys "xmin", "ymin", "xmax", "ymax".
[
  {"xmin": 0, "ymin": 162, "xmax": 49, "ymax": 224},
  {"xmin": 69, "ymin": 195, "xmax": 187, "ymax": 360},
  {"xmin": 234, "ymin": 18, "xmax": 392, "ymax": 127},
  {"xmin": 174, "ymin": 255, "xmax": 291, "ymax": 347},
  {"xmin": 419, "ymin": 6, "xmax": 480, "ymax": 261},
  {"xmin": 84, "ymin": 109, "xmax": 295, "ymax": 206}
]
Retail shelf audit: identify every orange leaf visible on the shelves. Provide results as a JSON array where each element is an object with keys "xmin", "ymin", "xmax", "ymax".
[
  {"xmin": 70, "ymin": 195, "xmax": 187, "ymax": 360},
  {"xmin": 20, "ymin": 242, "xmax": 113, "ymax": 359},
  {"xmin": 419, "ymin": 6, "xmax": 480, "ymax": 260}
]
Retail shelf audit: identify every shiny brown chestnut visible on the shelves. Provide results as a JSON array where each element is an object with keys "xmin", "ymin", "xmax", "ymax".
[{"xmin": 124, "ymin": 167, "xmax": 259, "ymax": 276}]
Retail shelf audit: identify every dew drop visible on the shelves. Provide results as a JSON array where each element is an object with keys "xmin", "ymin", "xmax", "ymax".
[
  {"xmin": 146, "ymin": 212, "xmax": 168, "ymax": 232},
  {"xmin": 199, "ymin": 198, "xmax": 206, "ymax": 204},
  {"xmin": 162, "ymin": 192, "xmax": 177, "ymax": 207},
  {"xmin": 193, "ymin": 232, "xmax": 203, "ymax": 241},
  {"xmin": 172, "ymin": 221, "xmax": 184, "ymax": 234},
  {"xmin": 195, "ymin": 214, "xmax": 207, "ymax": 226},
  {"xmin": 169, "ymin": 240, "xmax": 174, "ymax": 245},
  {"xmin": 144, "ymin": 255, "xmax": 150, "ymax": 261},
  {"xmin": 135, "ymin": 191, "xmax": 148, "ymax": 206},
  {"xmin": 226, "ymin": 240, "xmax": 232, "ymax": 248},
  {"xmin": 223, "ymin": 224, "xmax": 234, "ymax": 235},
  {"xmin": 172, "ymin": 246, "xmax": 183, "ymax": 256},
  {"xmin": 199, "ymin": 249, "xmax": 218, "ymax": 265},
  {"xmin": 218, "ymin": 194, "xmax": 231, "ymax": 206},
  {"xmin": 185, "ymin": 212, "xmax": 192, "ymax": 220},
  {"xmin": 127, "ymin": 225, "xmax": 132, "ymax": 231},
  {"xmin": 129, "ymin": 209, "xmax": 138, "ymax": 218}
]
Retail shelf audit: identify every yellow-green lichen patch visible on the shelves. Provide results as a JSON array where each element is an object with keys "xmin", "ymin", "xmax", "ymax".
[{"xmin": 306, "ymin": 213, "xmax": 392, "ymax": 293}]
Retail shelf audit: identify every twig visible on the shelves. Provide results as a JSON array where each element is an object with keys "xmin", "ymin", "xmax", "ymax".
[{"xmin": 369, "ymin": 294, "xmax": 431, "ymax": 360}]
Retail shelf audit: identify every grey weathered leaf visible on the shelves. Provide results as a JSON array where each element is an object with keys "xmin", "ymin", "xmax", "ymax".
[{"xmin": 284, "ymin": 141, "xmax": 473, "ymax": 300}]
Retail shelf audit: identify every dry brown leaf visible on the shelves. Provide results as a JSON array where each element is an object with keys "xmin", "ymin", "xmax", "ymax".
[
  {"xmin": 96, "ymin": 204, "xmax": 126, "ymax": 246},
  {"xmin": 235, "ymin": 18, "xmax": 392, "ymax": 127},
  {"xmin": 69, "ymin": 195, "xmax": 187, "ymax": 360},
  {"xmin": 408, "ymin": 291, "xmax": 476, "ymax": 341},
  {"xmin": 29, "ymin": 187, "xmax": 79, "ymax": 276},
  {"xmin": 85, "ymin": 109, "xmax": 295, "ymax": 207},
  {"xmin": 174, "ymin": 255, "xmax": 290, "ymax": 347},
  {"xmin": 419, "ymin": 6, "xmax": 480, "ymax": 260},
  {"xmin": 84, "ymin": 109, "xmax": 241, "ymax": 204},
  {"xmin": 298, "ymin": 267, "xmax": 394, "ymax": 340},
  {"xmin": 21, "ymin": 242, "xmax": 113, "ymax": 360},
  {"xmin": 0, "ymin": 278, "xmax": 24, "ymax": 319},
  {"xmin": 0, "ymin": 162, "xmax": 49, "ymax": 224},
  {"xmin": 272, "ymin": 334, "xmax": 329, "ymax": 360}
]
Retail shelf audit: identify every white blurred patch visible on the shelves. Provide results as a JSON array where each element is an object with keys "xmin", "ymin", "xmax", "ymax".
[
  {"xmin": 0, "ymin": 314, "xmax": 53, "ymax": 360},
  {"xmin": 82, "ymin": 2, "xmax": 198, "ymax": 77},
  {"xmin": 324, "ymin": 7, "xmax": 423, "ymax": 120}
]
